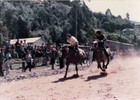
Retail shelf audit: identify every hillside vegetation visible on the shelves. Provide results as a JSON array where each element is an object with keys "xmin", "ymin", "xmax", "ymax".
[{"xmin": 0, "ymin": 1, "xmax": 137, "ymax": 47}]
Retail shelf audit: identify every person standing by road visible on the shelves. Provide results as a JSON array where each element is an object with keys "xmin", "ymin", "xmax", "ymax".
[{"xmin": 0, "ymin": 48, "xmax": 5, "ymax": 76}]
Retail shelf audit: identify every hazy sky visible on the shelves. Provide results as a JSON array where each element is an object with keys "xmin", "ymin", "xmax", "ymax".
[{"xmin": 84, "ymin": 0, "xmax": 140, "ymax": 22}]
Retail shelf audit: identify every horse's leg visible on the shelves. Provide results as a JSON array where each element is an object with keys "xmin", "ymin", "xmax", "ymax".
[
  {"xmin": 97, "ymin": 63, "xmax": 100, "ymax": 68},
  {"xmin": 105, "ymin": 57, "xmax": 110, "ymax": 69},
  {"xmin": 98, "ymin": 62, "xmax": 105, "ymax": 72},
  {"xmin": 64, "ymin": 64, "xmax": 69, "ymax": 78},
  {"xmin": 103, "ymin": 61, "xmax": 105, "ymax": 68},
  {"xmin": 101, "ymin": 62, "xmax": 105, "ymax": 72},
  {"xmin": 75, "ymin": 64, "xmax": 79, "ymax": 76}
]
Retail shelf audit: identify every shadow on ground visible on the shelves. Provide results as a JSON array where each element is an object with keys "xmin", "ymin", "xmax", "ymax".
[
  {"xmin": 52, "ymin": 74, "xmax": 79, "ymax": 83},
  {"xmin": 85, "ymin": 72, "xmax": 107, "ymax": 81}
]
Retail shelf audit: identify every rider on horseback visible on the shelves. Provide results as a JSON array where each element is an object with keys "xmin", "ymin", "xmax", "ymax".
[
  {"xmin": 66, "ymin": 34, "xmax": 79, "ymax": 53},
  {"xmin": 92, "ymin": 30, "xmax": 110, "ymax": 61}
]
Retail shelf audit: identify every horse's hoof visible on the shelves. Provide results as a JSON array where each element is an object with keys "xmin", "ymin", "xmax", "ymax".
[
  {"xmin": 64, "ymin": 76, "xmax": 67, "ymax": 79},
  {"xmin": 100, "ymin": 71, "xmax": 107, "ymax": 75},
  {"xmin": 102, "ymin": 69, "xmax": 106, "ymax": 72},
  {"xmin": 73, "ymin": 74, "xmax": 79, "ymax": 78}
]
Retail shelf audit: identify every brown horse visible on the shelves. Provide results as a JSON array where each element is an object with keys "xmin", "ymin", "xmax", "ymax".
[
  {"xmin": 61, "ymin": 46, "xmax": 86, "ymax": 78},
  {"xmin": 92, "ymin": 40, "xmax": 110, "ymax": 72}
]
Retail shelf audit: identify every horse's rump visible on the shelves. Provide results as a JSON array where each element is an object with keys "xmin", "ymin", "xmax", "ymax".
[
  {"xmin": 78, "ymin": 48, "xmax": 86, "ymax": 58},
  {"xmin": 62, "ymin": 46, "xmax": 86, "ymax": 65},
  {"xmin": 106, "ymin": 48, "xmax": 111, "ymax": 56}
]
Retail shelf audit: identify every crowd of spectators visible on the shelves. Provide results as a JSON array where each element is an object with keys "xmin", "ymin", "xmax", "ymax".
[{"xmin": 0, "ymin": 39, "xmax": 62, "ymax": 76}]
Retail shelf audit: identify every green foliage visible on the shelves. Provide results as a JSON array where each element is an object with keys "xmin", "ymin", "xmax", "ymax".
[
  {"xmin": 136, "ymin": 39, "xmax": 140, "ymax": 48},
  {"xmin": 17, "ymin": 16, "xmax": 30, "ymax": 38},
  {"xmin": 0, "ymin": 1, "xmax": 135, "ymax": 46},
  {"xmin": 105, "ymin": 9, "xmax": 112, "ymax": 16},
  {"xmin": 107, "ymin": 33, "xmax": 129, "ymax": 43},
  {"xmin": 107, "ymin": 34, "xmax": 120, "ymax": 41},
  {"xmin": 31, "ymin": 29, "xmax": 51, "ymax": 43},
  {"xmin": 0, "ymin": 33, "xmax": 3, "ymax": 47},
  {"xmin": 0, "ymin": 26, "xmax": 9, "ymax": 47}
]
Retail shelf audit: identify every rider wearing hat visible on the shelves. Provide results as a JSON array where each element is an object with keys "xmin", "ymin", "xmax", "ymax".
[{"xmin": 92, "ymin": 30, "xmax": 109, "ymax": 61}]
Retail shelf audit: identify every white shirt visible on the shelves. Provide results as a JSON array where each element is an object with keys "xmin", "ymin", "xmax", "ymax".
[
  {"xmin": 23, "ymin": 43, "xmax": 27, "ymax": 48},
  {"xmin": 6, "ymin": 53, "xmax": 11, "ymax": 60},
  {"xmin": 26, "ymin": 54, "xmax": 32, "ymax": 63},
  {"xmin": 67, "ymin": 36, "xmax": 79, "ymax": 47}
]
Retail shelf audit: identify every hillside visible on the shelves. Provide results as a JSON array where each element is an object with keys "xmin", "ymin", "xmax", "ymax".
[{"xmin": 0, "ymin": 1, "xmax": 136, "ymax": 46}]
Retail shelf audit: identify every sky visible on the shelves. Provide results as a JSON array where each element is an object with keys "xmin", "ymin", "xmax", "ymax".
[{"xmin": 84, "ymin": 0, "xmax": 140, "ymax": 22}]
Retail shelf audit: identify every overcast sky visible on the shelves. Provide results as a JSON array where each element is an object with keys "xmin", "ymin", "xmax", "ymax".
[{"xmin": 84, "ymin": 0, "xmax": 140, "ymax": 22}]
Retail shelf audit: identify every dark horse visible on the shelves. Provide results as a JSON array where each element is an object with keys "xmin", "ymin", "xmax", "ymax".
[
  {"xmin": 92, "ymin": 40, "xmax": 110, "ymax": 72},
  {"xmin": 61, "ymin": 46, "xmax": 86, "ymax": 78}
]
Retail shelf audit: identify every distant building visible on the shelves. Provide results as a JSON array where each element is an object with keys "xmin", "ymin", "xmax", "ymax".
[
  {"xmin": 106, "ymin": 40, "xmax": 134, "ymax": 51},
  {"xmin": 134, "ymin": 23, "xmax": 140, "ymax": 35},
  {"xmin": 122, "ymin": 28, "xmax": 135, "ymax": 35},
  {"xmin": 10, "ymin": 37, "xmax": 46, "ymax": 47}
]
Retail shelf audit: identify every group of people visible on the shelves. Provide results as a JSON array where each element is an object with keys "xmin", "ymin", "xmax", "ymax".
[
  {"xmin": 0, "ymin": 39, "xmax": 59, "ymax": 76},
  {"xmin": 0, "ymin": 30, "xmax": 109, "ymax": 76}
]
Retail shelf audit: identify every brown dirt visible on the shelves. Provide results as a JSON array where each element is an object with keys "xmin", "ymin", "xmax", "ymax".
[{"xmin": 0, "ymin": 56, "xmax": 140, "ymax": 100}]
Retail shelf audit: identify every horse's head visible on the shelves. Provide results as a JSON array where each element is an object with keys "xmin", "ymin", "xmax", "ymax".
[
  {"xmin": 61, "ymin": 46, "xmax": 69, "ymax": 58},
  {"xmin": 92, "ymin": 40, "xmax": 98, "ymax": 50}
]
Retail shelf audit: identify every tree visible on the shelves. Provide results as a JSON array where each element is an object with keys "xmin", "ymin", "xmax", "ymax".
[
  {"xmin": 105, "ymin": 9, "xmax": 112, "ymax": 16},
  {"xmin": 17, "ymin": 16, "xmax": 30, "ymax": 38},
  {"xmin": 132, "ymin": 35, "xmax": 137, "ymax": 43},
  {"xmin": 3, "ymin": 7, "xmax": 19, "ymax": 38},
  {"xmin": 0, "ymin": 1, "xmax": 135, "ymax": 45},
  {"xmin": 0, "ymin": 33, "xmax": 3, "ymax": 47},
  {"xmin": 0, "ymin": 26, "xmax": 9, "ymax": 47},
  {"xmin": 117, "ymin": 15, "xmax": 122, "ymax": 19},
  {"xmin": 126, "ymin": 12, "xmax": 130, "ymax": 20}
]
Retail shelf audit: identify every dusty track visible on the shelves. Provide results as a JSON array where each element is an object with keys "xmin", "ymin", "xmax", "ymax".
[{"xmin": 0, "ymin": 56, "xmax": 140, "ymax": 100}]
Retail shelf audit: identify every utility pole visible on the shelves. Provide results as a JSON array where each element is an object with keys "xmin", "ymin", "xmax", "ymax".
[
  {"xmin": 75, "ymin": 6, "xmax": 77, "ymax": 38},
  {"xmin": 120, "ymin": 30, "xmax": 122, "ymax": 50}
]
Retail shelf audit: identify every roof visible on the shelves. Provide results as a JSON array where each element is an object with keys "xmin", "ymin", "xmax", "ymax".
[
  {"xmin": 122, "ymin": 28, "xmax": 134, "ymax": 32},
  {"xmin": 10, "ymin": 37, "xmax": 42, "ymax": 45}
]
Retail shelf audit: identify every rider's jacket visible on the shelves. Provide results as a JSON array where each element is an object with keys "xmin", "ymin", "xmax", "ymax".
[
  {"xmin": 67, "ymin": 36, "xmax": 79, "ymax": 47},
  {"xmin": 96, "ymin": 34, "xmax": 107, "ymax": 48},
  {"xmin": 96, "ymin": 34, "xmax": 106, "ymax": 42}
]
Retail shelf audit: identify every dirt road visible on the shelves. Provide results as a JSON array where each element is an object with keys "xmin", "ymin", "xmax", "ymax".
[{"xmin": 0, "ymin": 56, "xmax": 140, "ymax": 100}]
